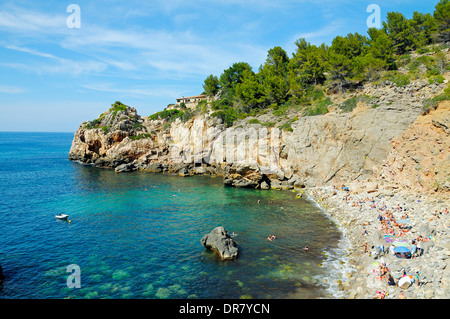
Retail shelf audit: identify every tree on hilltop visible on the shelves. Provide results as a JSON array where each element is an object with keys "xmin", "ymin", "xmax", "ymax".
[{"xmin": 203, "ymin": 74, "xmax": 219, "ymax": 97}]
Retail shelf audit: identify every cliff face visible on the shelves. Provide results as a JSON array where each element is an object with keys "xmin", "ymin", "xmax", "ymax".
[
  {"xmin": 280, "ymin": 102, "xmax": 420, "ymax": 186},
  {"xmin": 374, "ymin": 100, "xmax": 450, "ymax": 194},
  {"xmin": 69, "ymin": 81, "xmax": 449, "ymax": 195}
]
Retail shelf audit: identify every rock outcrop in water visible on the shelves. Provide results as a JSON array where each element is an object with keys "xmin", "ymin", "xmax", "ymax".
[
  {"xmin": 69, "ymin": 80, "xmax": 449, "ymax": 197},
  {"xmin": 201, "ymin": 226, "xmax": 239, "ymax": 260}
]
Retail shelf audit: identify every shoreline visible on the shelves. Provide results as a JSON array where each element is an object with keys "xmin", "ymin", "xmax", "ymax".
[{"xmin": 304, "ymin": 184, "xmax": 449, "ymax": 299}]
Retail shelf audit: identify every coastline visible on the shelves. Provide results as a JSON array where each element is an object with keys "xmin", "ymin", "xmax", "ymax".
[{"xmin": 304, "ymin": 184, "xmax": 449, "ymax": 299}]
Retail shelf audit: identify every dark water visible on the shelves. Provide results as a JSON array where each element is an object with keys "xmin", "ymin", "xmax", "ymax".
[{"xmin": 0, "ymin": 132, "xmax": 341, "ymax": 299}]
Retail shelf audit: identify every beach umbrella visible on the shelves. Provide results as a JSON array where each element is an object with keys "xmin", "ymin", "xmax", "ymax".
[
  {"xmin": 397, "ymin": 219, "xmax": 411, "ymax": 224},
  {"xmin": 394, "ymin": 246, "xmax": 411, "ymax": 253},
  {"xmin": 394, "ymin": 246, "xmax": 411, "ymax": 259}
]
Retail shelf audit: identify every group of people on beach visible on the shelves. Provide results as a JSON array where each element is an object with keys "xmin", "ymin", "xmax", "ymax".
[
  {"xmin": 335, "ymin": 186, "xmax": 442, "ymax": 299},
  {"xmin": 324, "ymin": 184, "xmax": 448, "ymax": 299}
]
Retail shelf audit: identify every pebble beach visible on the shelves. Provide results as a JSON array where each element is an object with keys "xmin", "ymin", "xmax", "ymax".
[{"xmin": 305, "ymin": 184, "xmax": 449, "ymax": 299}]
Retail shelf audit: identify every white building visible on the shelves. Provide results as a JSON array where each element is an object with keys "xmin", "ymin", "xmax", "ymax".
[{"xmin": 176, "ymin": 95, "xmax": 208, "ymax": 108}]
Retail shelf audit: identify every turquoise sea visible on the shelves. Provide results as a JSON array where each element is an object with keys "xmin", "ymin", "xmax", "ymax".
[{"xmin": 0, "ymin": 132, "xmax": 342, "ymax": 299}]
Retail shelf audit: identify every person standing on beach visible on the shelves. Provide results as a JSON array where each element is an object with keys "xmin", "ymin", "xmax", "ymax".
[
  {"xmin": 416, "ymin": 240, "xmax": 422, "ymax": 256},
  {"xmin": 363, "ymin": 242, "xmax": 368, "ymax": 254},
  {"xmin": 411, "ymin": 241, "xmax": 417, "ymax": 258}
]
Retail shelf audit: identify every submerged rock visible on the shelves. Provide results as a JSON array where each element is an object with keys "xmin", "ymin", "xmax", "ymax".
[{"xmin": 201, "ymin": 226, "xmax": 239, "ymax": 260}]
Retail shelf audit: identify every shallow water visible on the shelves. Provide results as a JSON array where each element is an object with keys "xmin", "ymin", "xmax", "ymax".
[{"xmin": 0, "ymin": 132, "xmax": 341, "ymax": 299}]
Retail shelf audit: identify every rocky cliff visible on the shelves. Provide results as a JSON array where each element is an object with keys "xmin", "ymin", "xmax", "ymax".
[
  {"xmin": 69, "ymin": 80, "xmax": 449, "ymax": 196},
  {"xmin": 373, "ymin": 100, "xmax": 450, "ymax": 194}
]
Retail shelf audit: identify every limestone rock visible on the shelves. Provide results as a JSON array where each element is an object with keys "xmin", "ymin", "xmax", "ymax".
[{"xmin": 201, "ymin": 226, "xmax": 239, "ymax": 260}]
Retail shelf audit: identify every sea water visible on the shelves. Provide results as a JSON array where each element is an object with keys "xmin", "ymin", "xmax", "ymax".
[{"xmin": 0, "ymin": 132, "xmax": 342, "ymax": 299}]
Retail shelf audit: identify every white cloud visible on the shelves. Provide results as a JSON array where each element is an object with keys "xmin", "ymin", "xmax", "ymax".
[
  {"xmin": 5, "ymin": 44, "xmax": 61, "ymax": 60},
  {"xmin": 2, "ymin": 44, "xmax": 107, "ymax": 76},
  {"xmin": 0, "ymin": 6, "xmax": 66, "ymax": 33}
]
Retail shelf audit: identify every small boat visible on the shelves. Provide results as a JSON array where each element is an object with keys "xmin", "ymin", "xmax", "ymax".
[{"xmin": 55, "ymin": 214, "xmax": 69, "ymax": 220}]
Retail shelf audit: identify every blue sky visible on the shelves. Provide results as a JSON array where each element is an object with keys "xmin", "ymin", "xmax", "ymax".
[{"xmin": 0, "ymin": 0, "xmax": 440, "ymax": 132}]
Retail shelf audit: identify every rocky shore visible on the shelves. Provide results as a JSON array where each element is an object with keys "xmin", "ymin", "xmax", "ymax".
[{"xmin": 306, "ymin": 184, "xmax": 449, "ymax": 299}]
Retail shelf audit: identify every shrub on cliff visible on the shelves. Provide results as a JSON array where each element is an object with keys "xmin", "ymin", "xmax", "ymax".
[
  {"xmin": 384, "ymin": 72, "xmax": 411, "ymax": 87},
  {"xmin": 339, "ymin": 95, "xmax": 377, "ymax": 112},
  {"xmin": 305, "ymin": 99, "xmax": 331, "ymax": 116},
  {"xmin": 211, "ymin": 107, "xmax": 238, "ymax": 127},
  {"xmin": 422, "ymin": 82, "xmax": 450, "ymax": 114},
  {"xmin": 149, "ymin": 109, "xmax": 184, "ymax": 121}
]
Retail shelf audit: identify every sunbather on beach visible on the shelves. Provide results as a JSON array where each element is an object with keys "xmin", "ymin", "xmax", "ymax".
[
  {"xmin": 372, "ymin": 290, "xmax": 387, "ymax": 299},
  {"xmin": 378, "ymin": 265, "xmax": 388, "ymax": 277}
]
